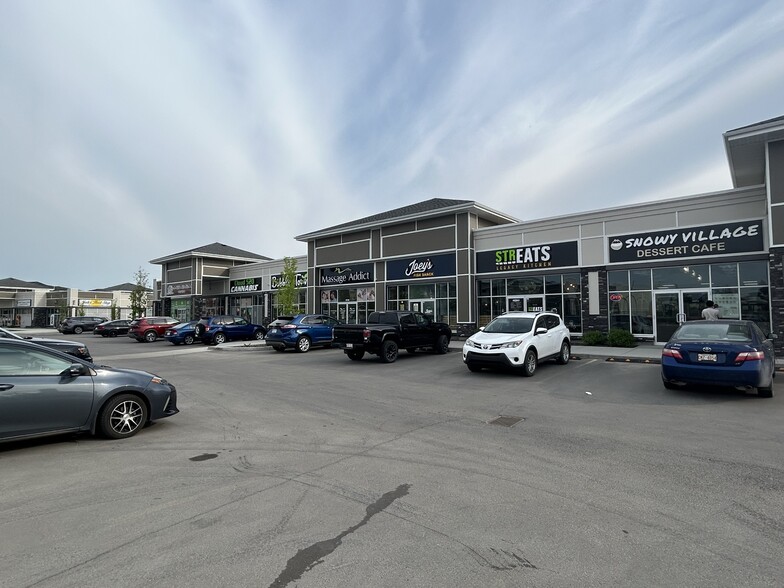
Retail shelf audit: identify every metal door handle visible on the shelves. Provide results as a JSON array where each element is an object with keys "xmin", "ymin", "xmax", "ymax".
[{"xmin": 0, "ymin": 384, "xmax": 14, "ymax": 391}]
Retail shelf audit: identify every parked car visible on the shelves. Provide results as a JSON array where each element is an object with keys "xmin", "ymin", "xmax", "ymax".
[
  {"xmin": 462, "ymin": 311, "xmax": 571, "ymax": 376},
  {"xmin": 94, "ymin": 319, "xmax": 131, "ymax": 337},
  {"xmin": 58, "ymin": 316, "xmax": 106, "ymax": 334},
  {"xmin": 332, "ymin": 310, "xmax": 452, "ymax": 363},
  {"xmin": 194, "ymin": 316, "xmax": 267, "ymax": 345},
  {"xmin": 265, "ymin": 314, "xmax": 342, "ymax": 352},
  {"xmin": 0, "ymin": 326, "xmax": 93, "ymax": 363},
  {"xmin": 661, "ymin": 319, "xmax": 776, "ymax": 397},
  {"xmin": 164, "ymin": 321, "xmax": 199, "ymax": 345},
  {"xmin": 0, "ymin": 338, "xmax": 178, "ymax": 442},
  {"xmin": 128, "ymin": 317, "xmax": 179, "ymax": 342}
]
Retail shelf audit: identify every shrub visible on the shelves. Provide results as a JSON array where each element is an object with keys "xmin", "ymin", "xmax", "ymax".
[
  {"xmin": 581, "ymin": 330, "xmax": 607, "ymax": 346},
  {"xmin": 607, "ymin": 328, "xmax": 637, "ymax": 348}
]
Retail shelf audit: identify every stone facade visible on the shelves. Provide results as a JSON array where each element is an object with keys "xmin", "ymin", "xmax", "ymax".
[
  {"xmin": 768, "ymin": 248, "xmax": 784, "ymax": 354},
  {"xmin": 580, "ymin": 268, "xmax": 607, "ymax": 335}
]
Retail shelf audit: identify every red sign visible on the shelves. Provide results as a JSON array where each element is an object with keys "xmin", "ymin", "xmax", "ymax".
[{"xmin": 609, "ymin": 293, "xmax": 623, "ymax": 302}]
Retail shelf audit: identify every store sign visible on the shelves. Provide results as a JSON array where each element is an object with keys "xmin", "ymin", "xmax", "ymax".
[
  {"xmin": 609, "ymin": 293, "xmax": 623, "ymax": 302},
  {"xmin": 16, "ymin": 299, "xmax": 32, "ymax": 307},
  {"xmin": 230, "ymin": 278, "xmax": 262, "ymax": 293},
  {"xmin": 79, "ymin": 299, "xmax": 112, "ymax": 307},
  {"xmin": 165, "ymin": 282, "xmax": 193, "ymax": 296},
  {"xmin": 320, "ymin": 263, "xmax": 374, "ymax": 285},
  {"xmin": 386, "ymin": 253, "xmax": 456, "ymax": 280},
  {"xmin": 475, "ymin": 241, "xmax": 579, "ymax": 273},
  {"xmin": 608, "ymin": 220, "xmax": 764, "ymax": 263},
  {"xmin": 271, "ymin": 273, "xmax": 307, "ymax": 289}
]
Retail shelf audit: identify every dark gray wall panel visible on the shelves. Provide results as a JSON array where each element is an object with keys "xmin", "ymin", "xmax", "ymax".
[
  {"xmin": 316, "ymin": 235, "xmax": 342, "ymax": 247},
  {"xmin": 382, "ymin": 222, "xmax": 416, "ymax": 236},
  {"xmin": 418, "ymin": 215, "xmax": 454, "ymax": 230},
  {"xmin": 457, "ymin": 275, "xmax": 471, "ymax": 323},
  {"xmin": 167, "ymin": 268, "xmax": 192, "ymax": 282},
  {"xmin": 383, "ymin": 226, "xmax": 455, "ymax": 256},
  {"xmin": 343, "ymin": 230, "xmax": 371, "ymax": 242},
  {"xmin": 770, "ymin": 140, "xmax": 784, "ymax": 204},
  {"xmin": 372, "ymin": 229, "xmax": 381, "ymax": 259},
  {"xmin": 315, "ymin": 241, "xmax": 370, "ymax": 265},
  {"xmin": 772, "ymin": 205, "xmax": 784, "ymax": 246},
  {"xmin": 457, "ymin": 213, "xmax": 469, "ymax": 249}
]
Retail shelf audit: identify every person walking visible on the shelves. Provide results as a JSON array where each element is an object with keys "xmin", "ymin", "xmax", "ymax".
[{"xmin": 702, "ymin": 300, "xmax": 720, "ymax": 320}]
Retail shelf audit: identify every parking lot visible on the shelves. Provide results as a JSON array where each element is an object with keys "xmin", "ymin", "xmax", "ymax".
[{"xmin": 2, "ymin": 333, "xmax": 783, "ymax": 587}]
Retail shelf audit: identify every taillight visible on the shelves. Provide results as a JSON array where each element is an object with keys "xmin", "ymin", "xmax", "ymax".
[
  {"xmin": 662, "ymin": 348, "xmax": 683, "ymax": 360},
  {"xmin": 735, "ymin": 350, "xmax": 765, "ymax": 363},
  {"xmin": 282, "ymin": 324, "xmax": 297, "ymax": 330},
  {"xmin": 362, "ymin": 328, "xmax": 370, "ymax": 340}
]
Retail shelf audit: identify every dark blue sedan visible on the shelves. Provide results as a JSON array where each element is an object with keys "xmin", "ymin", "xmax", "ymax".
[
  {"xmin": 265, "ymin": 314, "xmax": 341, "ymax": 353},
  {"xmin": 661, "ymin": 320, "xmax": 776, "ymax": 398},
  {"xmin": 164, "ymin": 321, "xmax": 199, "ymax": 345}
]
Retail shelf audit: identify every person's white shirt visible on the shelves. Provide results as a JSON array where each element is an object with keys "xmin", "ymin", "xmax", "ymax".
[{"xmin": 701, "ymin": 306, "xmax": 720, "ymax": 320}]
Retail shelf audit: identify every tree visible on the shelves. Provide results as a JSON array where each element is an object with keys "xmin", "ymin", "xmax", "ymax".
[
  {"xmin": 130, "ymin": 267, "xmax": 150, "ymax": 319},
  {"xmin": 276, "ymin": 257, "xmax": 302, "ymax": 315}
]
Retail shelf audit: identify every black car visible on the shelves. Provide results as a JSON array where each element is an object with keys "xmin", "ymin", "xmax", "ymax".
[
  {"xmin": 94, "ymin": 320, "xmax": 131, "ymax": 337},
  {"xmin": 0, "ymin": 338, "xmax": 178, "ymax": 442},
  {"xmin": 0, "ymin": 326, "xmax": 93, "ymax": 363},
  {"xmin": 58, "ymin": 316, "xmax": 106, "ymax": 334}
]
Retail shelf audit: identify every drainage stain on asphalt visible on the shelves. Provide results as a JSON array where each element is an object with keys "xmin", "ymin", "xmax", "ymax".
[
  {"xmin": 269, "ymin": 483, "xmax": 411, "ymax": 588},
  {"xmin": 189, "ymin": 453, "xmax": 219, "ymax": 462}
]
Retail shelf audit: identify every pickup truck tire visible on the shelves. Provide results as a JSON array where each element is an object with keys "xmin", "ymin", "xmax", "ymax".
[
  {"xmin": 380, "ymin": 340, "xmax": 399, "ymax": 363},
  {"xmin": 346, "ymin": 350, "xmax": 364, "ymax": 361},
  {"xmin": 296, "ymin": 336, "xmax": 311, "ymax": 353},
  {"xmin": 435, "ymin": 334, "xmax": 450, "ymax": 354}
]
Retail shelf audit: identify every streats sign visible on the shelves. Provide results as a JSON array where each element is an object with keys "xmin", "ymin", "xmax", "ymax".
[
  {"xmin": 386, "ymin": 253, "xmax": 456, "ymax": 280},
  {"xmin": 608, "ymin": 220, "xmax": 764, "ymax": 263},
  {"xmin": 475, "ymin": 241, "xmax": 579, "ymax": 273},
  {"xmin": 270, "ymin": 273, "xmax": 307, "ymax": 290},
  {"xmin": 230, "ymin": 278, "xmax": 261, "ymax": 293},
  {"xmin": 320, "ymin": 263, "xmax": 374, "ymax": 285}
]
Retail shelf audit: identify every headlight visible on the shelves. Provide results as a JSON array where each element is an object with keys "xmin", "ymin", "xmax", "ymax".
[
  {"xmin": 465, "ymin": 339, "xmax": 480, "ymax": 348},
  {"xmin": 501, "ymin": 340, "xmax": 523, "ymax": 349},
  {"xmin": 150, "ymin": 376, "xmax": 165, "ymax": 384}
]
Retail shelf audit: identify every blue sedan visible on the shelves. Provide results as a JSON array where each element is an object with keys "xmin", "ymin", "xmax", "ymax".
[
  {"xmin": 661, "ymin": 320, "xmax": 776, "ymax": 397},
  {"xmin": 265, "ymin": 314, "xmax": 341, "ymax": 353},
  {"xmin": 164, "ymin": 321, "xmax": 199, "ymax": 345}
]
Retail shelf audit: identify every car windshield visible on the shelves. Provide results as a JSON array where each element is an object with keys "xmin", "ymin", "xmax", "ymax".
[
  {"xmin": 675, "ymin": 322, "xmax": 752, "ymax": 342},
  {"xmin": 0, "ymin": 327, "xmax": 23, "ymax": 340},
  {"xmin": 484, "ymin": 317, "xmax": 534, "ymax": 334}
]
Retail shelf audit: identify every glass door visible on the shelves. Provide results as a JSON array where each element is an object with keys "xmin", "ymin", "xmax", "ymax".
[
  {"xmin": 654, "ymin": 290, "xmax": 709, "ymax": 343},
  {"xmin": 338, "ymin": 302, "xmax": 358, "ymax": 324},
  {"xmin": 507, "ymin": 296, "xmax": 544, "ymax": 313},
  {"xmin": 409, "ymin": 300, "xmax": 435, "ymax": 316}
]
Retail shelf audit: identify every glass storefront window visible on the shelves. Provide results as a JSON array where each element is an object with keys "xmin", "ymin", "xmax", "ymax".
[
  {"xmin": 630, "ymin": 291, "xmax": 652, "ymax": 335},
  {"xmin": 609, "ymin": 294, "xmax": 630, "ymax": 330},
  {"xmin": 652, "ymin": 265, "xmax": 708, "ymax": 289},
  {"xmin": 710, "ymin": 263, "xmax": 738, "ymax": 287},
  {"xmin": 563, "ymin": 294, "xmax": 581, "ymax": 332},
  {"xmin": 477, "ymin": 280, "xmax": 491, "ymax": 297},
  {"xmin": 608, "ymin": 271, "xmax": 628, "ymax": 291},
  {"xmin": 492, "ymin": 279, "xmax": 506, "ymax": 295},
  {"xmin": 629, "ymin": 269, "xmax": 651, "ymax": 291},
  {"xmin": 387, "ymin": 286, "xmax": 397, "ymax": 301},
  {"xmin": 739, "ymin": 260, "xmax": 768, "ymax": 286},
  {"xmin": 409, "ymin": 284, "xmax": 435, "ymax": 299},
  {"xmin": 437, "ymin": 282, "xmax": 448, "ymax": 298},
  {"xmin": 563, "ymin": 273, "xmax": 580, "ymax": 293},
  {"xmin": 545, "ymin": 295, "xmax": 562, "ymax": 316},
  {"xmin": 545, "ymin": 275, "xmax": 561, "ymax": 294},
  {"xmin": 507, "ymin": 277, "xmax": 543, "ymax": 295},
  {"xmin": 711, "ymin": 288, "xmax": 740, "ymax": 319},
  {"xmin": 478, "ymin": 298, "xmax": 491, "ymax": 326},
  {"xmin": 492, "ymin": 297, "xmax": 506, "ymax": 317},
  {"xmin": 741, "ymin": 287, "xmax": 770, "ymax": 333}
]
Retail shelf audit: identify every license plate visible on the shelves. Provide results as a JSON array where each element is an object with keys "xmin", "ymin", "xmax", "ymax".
[
  {"xmin": 345, "ymin": 343, "xmax": 353, "ymax": 349},
  {"xmin": 697, "ymin": 353, "xmax": 717, "ymax": 362}
]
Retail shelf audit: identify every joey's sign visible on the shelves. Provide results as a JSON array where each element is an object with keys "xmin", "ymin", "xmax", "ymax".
[
  {"xmin": 386, "ymin": 253, "xmax": 456, "ymax": 280},
  {"xmin": 475, "ymin": 241, "xmax": 579, "ymax": 273},
  {"xmin": 608, "ymin": 220, "xmax": 764, "ymax": 263}
]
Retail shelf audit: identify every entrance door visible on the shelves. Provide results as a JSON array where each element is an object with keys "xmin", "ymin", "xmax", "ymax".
[
  {"xmin": 409, "ymin": 300, "xmax": 435, "ymax": 316},
  {"xmin": 654, "ymin": 290, "xmax": 709, "ymax": 343},
  {"xmin": 338, "ymin": 302, "xmax": 357, "ymax": 324},
  {"xmin": 507, "ymin": 296, "xmax": 544, "ymax": 313}
]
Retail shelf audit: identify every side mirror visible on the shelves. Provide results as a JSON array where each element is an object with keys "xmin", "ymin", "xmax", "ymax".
[
  {"xmin": 535, "ymin": 327, "xmax": 548, "ymax": 335},
  {"xmin": 478, "ymin": 326, "xmax": 485, "ymax": 331},
  {"xmin": 766, "ymin": 333, "xmax": 778, "ymax": 340},
  {"xmin": 63, "ymin": 363, "xmax": 87, "ymax": 377}
]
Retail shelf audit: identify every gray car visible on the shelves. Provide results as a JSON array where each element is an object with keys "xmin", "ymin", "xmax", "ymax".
[{"xmin": 0, "ymin": 339, "xmax": 178, "ymax": 442}]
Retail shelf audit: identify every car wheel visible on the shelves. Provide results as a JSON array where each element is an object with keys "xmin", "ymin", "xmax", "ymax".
[
  {"xmin": 273, "ymin": 346, "xmax": 286, "ymax": 352},
  {"xmin": 522, "ymin": 349, "xmax": 537, "ymax": 377},
  {"xmin": 109, "ymin": 331, "xmax": 117, "ymax": 338},
  {"xmin": 296, "ymin": 336, "xmax": 311, "ymax": 353},
  {"xmin": 435, "ymin": 334, "xmax": 450, "ymax": 354},
  {"xmin": 144, "ymin": 330, "xmax": 157, "ymax": 343},
  {"xmin": 74, "ymin": 326, "xmax": 84, "ymax": 334},
  {"xmin": 380, "ymin": 340, "xmax": 399, "ymax": 363},
  {"xmin": 466, "ymin": 363, "xmax": 481, "ymax": 372},
  {"xmin": 346, "ymin": 349, "xmax": 364, "ymax": 361},
  {"xmin": 555, "ymin": 340, "xmax": 570, "ymax": 365},
  {"xmin": 213, "ymin": 332, "xmax": 226, "ymax": 345},
  {"xmin": 254, "ymin": 330, "xmax": 265, "ymax": 340},
  {"xmin": 98, "ymin": 394, "xmax": 148, "ymax": 439},
  {"xmin": 183, "ymin": 335, "xmax": 194, "ymax": 345}
]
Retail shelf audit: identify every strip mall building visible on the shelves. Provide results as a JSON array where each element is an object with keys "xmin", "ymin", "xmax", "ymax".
[{"xmin": 151, "ymin": 116, "xmax": 784, "ymax": 349}]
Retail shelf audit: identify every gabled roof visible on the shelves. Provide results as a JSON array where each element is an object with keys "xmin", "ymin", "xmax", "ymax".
[
  {"xmin": 296, "ymin": 198, "xmax": 518, "ymax": 241},
  {"xmin": 150, "ymin": 242, "xmax": 271, "ymax": 265},
  {"xmin": 91, "ymin": 283, "xmax": 143, "ymax": 292},
  {"xmin": 724, "ymin": 114, "xmax": 784, "ymax": 188},
  {"xmin": 0, "ymin": 277, "xmax": 54, "ymax": 290}
]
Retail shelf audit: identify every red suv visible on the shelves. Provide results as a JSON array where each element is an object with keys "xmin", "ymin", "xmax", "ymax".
[{"xmin": 128, "ymin": 316, "xmax": 179, "ymax": 342}]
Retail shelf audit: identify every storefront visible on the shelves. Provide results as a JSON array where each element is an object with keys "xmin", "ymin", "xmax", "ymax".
[
  {"xmin": 318, "ymin": 263, "xmax": 376, "ymax": 323},
  {"xmin": 384, "ymin": 253, "xmax": 458, "ymax": 326}
]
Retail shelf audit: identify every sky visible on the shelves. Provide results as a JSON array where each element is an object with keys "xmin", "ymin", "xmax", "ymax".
[{"xmin": 2, "ymin": 1, "xmax": 784, "ymax": 290}]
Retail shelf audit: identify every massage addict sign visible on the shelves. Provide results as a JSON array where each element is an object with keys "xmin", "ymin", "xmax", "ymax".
[{"xmin": 608, "ymin": 220, "xmax": 764, "ymax": 263}]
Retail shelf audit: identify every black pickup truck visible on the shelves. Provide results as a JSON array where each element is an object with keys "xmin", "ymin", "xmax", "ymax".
[{"xmin": 332, "ymin": 310, "xmax": 452, "ymax": 363}]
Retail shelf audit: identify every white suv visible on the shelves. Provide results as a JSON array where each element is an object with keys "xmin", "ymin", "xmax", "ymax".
[{"xmin": 462, "ymin": 311, "xmax": 571, "ymax": 376}]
